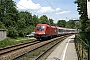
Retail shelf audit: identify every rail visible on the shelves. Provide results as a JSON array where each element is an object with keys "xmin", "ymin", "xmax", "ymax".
[
  {"xmin": 12, "ymin": 35, "xmax": 69, "ymax": 60},
  {"xmin": 75, "ymin": 35, "xmax": 90, "ymax": 60}
]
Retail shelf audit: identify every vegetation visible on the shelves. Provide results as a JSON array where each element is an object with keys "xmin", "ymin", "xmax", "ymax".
[
  {"xmin": 0, "ymin": 37, "xmax": 36, "ymax": 48},
  {"xmin": 74, "ymin": 0, "xmax": 90, "ymax": 45},
  {"xmin": 57, "ymin": 20, "xmax": 66, "ymax": 27}
]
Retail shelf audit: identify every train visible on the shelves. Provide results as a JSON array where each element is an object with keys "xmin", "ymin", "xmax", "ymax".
[{"xmin": 34, "ymin": 23, "xmax": 77, "ymax": 40}]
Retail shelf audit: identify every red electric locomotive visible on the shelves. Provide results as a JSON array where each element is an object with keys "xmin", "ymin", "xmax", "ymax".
[{"xmin": 34, "ymin": 23, "xmax": 57, "ymax": 40}]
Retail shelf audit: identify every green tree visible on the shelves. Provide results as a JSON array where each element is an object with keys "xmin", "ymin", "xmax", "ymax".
[
  {"xmin": 17, "ymin": 18, "xmax": 26, "ymax": 37},
  {"xmin": 32, "ymin": 15, "xmax": 39, "ymax": 26},
  {"xmin": 39, "ymin": 15, "xmax": 49, "ymax": 24},
  {"xmin": 18, "ymin": 11, "xmax": 35, "ymax": 37},
  {"xmin": 0, "ymin": 0, "xmax": 18, "ymax": 22},
  {"xmin": 19, "ymin": 11, "xmax": 32, "ymax": 26},
  {"xmin": 0, "ymin": 21, "xmax": 5, "ymax": 29},
  {"xmin": 66, "ymin": 20, "xmax": 75, "ymax": 28},
  {"xmin": 75, "ymin": 0, "xmax": 90, "ymax": 45},
  {"xmin": 0, "ymin": 0, "xmax": 5, "ymax": 22},
  {"xmin": 0, "ymin": 0, "xmax": 19, "ymax": 37},
  {"xmin": 7, "ymin": 26, "xmax": 18, "ymax": 37},
  {"xmin": 49, "ymin": 18, "xmax": 54, "ymax": 25},
  {"xmin": 57, "ymin": 20, "xmax": 66, "ymax": 27},
  {"xmin": 75, "ymin": 21, "xmax": 81, "ymax": 29},
  {"xmin": 17, "ymin": 18, "xmax": 26, "ymax": 28},
  {"xmin": 74, "ymin": 0, "xmax": 88, "ymax": 32}
]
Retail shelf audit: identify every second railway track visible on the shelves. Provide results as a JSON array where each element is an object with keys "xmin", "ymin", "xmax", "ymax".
[
  {"xmin": 0, "ymin": 35, "xmax": 71, "ymax": 60},
  {"xmin": 0, "ymin": 40, "xmax": 40, "ymax": 60}
]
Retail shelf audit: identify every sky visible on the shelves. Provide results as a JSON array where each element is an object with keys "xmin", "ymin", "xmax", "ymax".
[{"xmin": 13, "ymin": 0, "xmax": 79, "ymax": 23}]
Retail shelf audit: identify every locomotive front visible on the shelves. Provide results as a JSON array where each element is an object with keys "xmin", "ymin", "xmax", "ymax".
[{"xmin": 34, "ymin": 24, "xmax": 48, "ymax": 39}]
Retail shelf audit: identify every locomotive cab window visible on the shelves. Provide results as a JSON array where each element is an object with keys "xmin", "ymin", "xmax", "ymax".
[{"xmin": 37, "ymin": 26, "xmax": 45, "ymax": 31}]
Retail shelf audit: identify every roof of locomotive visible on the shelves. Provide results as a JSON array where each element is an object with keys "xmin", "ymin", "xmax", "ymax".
[
  {"xmin": 37, "ymin": 23, "xmax": 49, "ymax": 25},
  {"xmin": 36, "ymin": 23, "xmax": 56, "ymax": 28}
]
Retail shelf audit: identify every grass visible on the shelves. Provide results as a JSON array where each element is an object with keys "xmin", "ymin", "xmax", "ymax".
[{"xmin": 0, "ymin": 37, "xmax": 36, "ymax": 48}]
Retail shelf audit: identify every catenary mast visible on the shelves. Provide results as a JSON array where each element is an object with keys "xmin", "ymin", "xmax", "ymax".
[{"xmin": 87, "ymin": 0, "xmax": 90, "ymax": 19}]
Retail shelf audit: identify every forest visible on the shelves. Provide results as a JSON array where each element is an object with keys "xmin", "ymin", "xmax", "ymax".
[{"xmin": 0, "ymin": 0, "xmax": 79, "ymax": 38}]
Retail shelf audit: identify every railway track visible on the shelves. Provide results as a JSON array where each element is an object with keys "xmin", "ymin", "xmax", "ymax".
[
  {"xmin": 0, "ymin": 40, "xmax": 40, "ymax": 55},
  {"xmin": 0, "ymin": 35, "xmax": 71, "ymax": 60},
  {"xmin": 34, "ymin": 37, "xmax": 66, "ymax": 60},
  {"xmin": 0, "ymin": 40, "xmax": 40, "ymax": 60},
  {"xmin": 12, "ymin": 35, "xmax": 70, "ymax": 60}
]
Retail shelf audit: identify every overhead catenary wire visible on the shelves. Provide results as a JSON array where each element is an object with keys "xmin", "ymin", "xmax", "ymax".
[
  {"xmin": 45, "ymin": 0, "xmax": 56, "ymax": 10},
  {"xmin": 52, "ymin": 0, "xmax": 58, "ymax": 9},
  {"xmin": 45, "ymin": 0, "xmax": 64, "ymax": 22},
  {"xmin": 52, "ymin": 0, "xmax": 66, "ymax": 20}
]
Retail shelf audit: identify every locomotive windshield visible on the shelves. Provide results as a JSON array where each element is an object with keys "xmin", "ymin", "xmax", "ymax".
[{"xmin": 37, "ymin": 26, "xmax": 45, "ymax": 31}]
